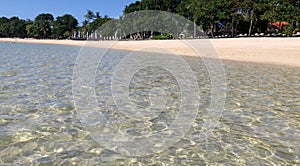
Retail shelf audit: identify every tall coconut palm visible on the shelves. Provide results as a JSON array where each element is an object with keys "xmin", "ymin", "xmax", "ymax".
[
  {"xmin": 84, "ymin": 10, "xmax": 95, "ymax": 39},
  {"xmin": 95, "ymin": 12, "xmax": 101, "ymax": 19}
]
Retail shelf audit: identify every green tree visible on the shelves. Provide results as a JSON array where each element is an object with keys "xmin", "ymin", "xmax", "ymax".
[
  {"xmin": 263, "ymin": 0, "xmax": 300, "ymax": 34},
  {"xmin": 8, "ymin": 16, "xmax": 28, "ymax": 37},
  {"xmin": 83, "ymin": 10, "xmax": 95, "ymax": 38},
  {"xmin": 79, "ymin": 11, "xmax": 112, "ymax": 39},
  {"xmin": 122, "ymin": 0, "xmax": 300, "ymax": 37},
  {"xmin": 124, "ymin": 0, "xmax": 182, "ymax": 14},
  {"xmin": 124, "ymin": 1, "xmax": 142, "ymax": 14},
  {"xmin": 0, "ymin": 16, "xmax": 32, "ymax": 38},
  {"xmin": 95, "ymin": 12, "xmax": 101, "ymax": 19},
  {"xmin": 32, "ymin": 13, "xmax": 54, "ymax": 38},
  {"xmin": 26, "ymin": 23, "xmax": 35, "ymax": 38},
  {"xmin": 52, "ymin": 14, "xmax": 78, "ymax": 39},
  {"xmin": 0, "ymin": 17, "xmax": 10, "ymax": 37},
  {"xmin": 89, "ymin": 14, "xmax": 111, "ymax": 32}
]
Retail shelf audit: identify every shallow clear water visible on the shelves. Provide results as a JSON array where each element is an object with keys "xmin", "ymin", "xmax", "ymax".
[{"xmin": 0, "ymin": 42, "xmax": 299, "ymax": 165}]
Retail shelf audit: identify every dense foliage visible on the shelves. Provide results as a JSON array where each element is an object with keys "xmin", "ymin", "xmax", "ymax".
[
  {"xmin": 0, "ymin": 10, "xmax": 111, "ymax": 39},
  {"xmin": 0, "ymin": 0, "xmax": 299, "ymax": 39},
  {"xmin": 79, "ymin": 10, "xmax": 112, "ymax": 39},
  {"xmin": 124, "ymin": 0, "xmax": 300, "ymax": 37},
  {"xmin": 0, "ymin": 16, "xmax": 31, "ymax": 38},
  {"xmin": 153, "ymin": 33, "xmax": 174, "ymax": 40}
]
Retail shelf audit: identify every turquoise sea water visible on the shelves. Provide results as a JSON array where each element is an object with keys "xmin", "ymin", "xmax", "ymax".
[{"xmin": 0, "ymin": 42, "xmax": 299, "ymax": 165}]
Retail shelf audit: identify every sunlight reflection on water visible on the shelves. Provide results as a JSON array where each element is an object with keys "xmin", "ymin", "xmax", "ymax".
[{"xmin": 0, "ymin": 42, "xmax": 299, "ymax": 165}]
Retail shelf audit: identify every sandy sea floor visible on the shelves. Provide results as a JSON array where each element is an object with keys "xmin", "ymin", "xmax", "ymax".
[{"xmin": 0, "ymin": 40, "xmax": 299, "ymax": 165}]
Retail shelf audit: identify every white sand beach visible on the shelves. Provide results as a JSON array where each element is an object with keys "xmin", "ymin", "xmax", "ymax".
[{"xmin": 1, "ymin": 38, "xmax": 299, "ymax": 67}]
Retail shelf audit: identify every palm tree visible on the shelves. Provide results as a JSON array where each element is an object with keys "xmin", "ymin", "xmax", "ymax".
[
  {"xmin": 84, "ymin": 10, "xmax": 95, "ymax": 39},
  {"xmin": 95, "ymin": 12, "xmax": 101, "ymax": 19},
  {"xmin": 81, "ymin": 19, "xmax": 89, "ymax": 37},
  {"xmin": 85, "ymin": 10, "xmax": 95, "ymax": 22}
]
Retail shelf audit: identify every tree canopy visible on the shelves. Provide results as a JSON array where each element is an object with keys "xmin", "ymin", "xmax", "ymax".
[
  {"xmin": 0, "ymin": 16, "xmax": 30, "ymax": 38},
  {"xmin": 0, "ymin": 1, "xmax": 299, "ymax": 39},
  {"xmin": 0, "ymin": 11, "xmax": 112, "ymax": 39},
  {"xmin": 52, "ymin": 14, "xmax": 78, "ymax": 39},
  {"xmin": 124, "ymin": 0, "xmax": 300, "ymax": 37}
]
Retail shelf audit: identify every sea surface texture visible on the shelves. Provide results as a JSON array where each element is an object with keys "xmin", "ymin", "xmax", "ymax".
[{"xmin": 0, "ymin": 42, "xmax": 299, "ymax": 165}]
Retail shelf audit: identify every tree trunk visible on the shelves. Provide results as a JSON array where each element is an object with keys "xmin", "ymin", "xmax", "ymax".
[
  {"xmin": 231, "ymin": 16, "xmax": 234, "ymax": 37},
  {"xmin": 235, "ymin": 21, "xmax": 238, "ymax": 36},
  {"xmin": 210, "ymin": 22, "xmax": 214, "ymax": 38},
  {"xmin": 194, "ymin": 21, "xmax": 197, "ymax": 38},
  {"xmin": 248, "ymin": 10, "xmax": 254, "ymax": 36}
]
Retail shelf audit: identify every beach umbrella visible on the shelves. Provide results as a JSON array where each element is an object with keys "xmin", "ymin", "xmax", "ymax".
[{"xmin": 271, "ymin": 22, "xmax": 289, "ymax": 30}]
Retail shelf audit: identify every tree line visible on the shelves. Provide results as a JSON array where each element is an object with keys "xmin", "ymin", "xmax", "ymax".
[
  {"xmin": 0, "ymin": 10, "xmax": 111, "ymax": 39},
  {"xmin": 124, "ymin": 0, "xmax": 300, "ymax": 37},
  {"xmin": 1, "ymin": 0, "xmax": 300, "ymax": 39}
]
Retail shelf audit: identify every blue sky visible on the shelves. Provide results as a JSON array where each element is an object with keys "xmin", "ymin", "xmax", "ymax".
[{"xmin": 1, "ymin": 0, "xmax": 137, "ymax": 21}]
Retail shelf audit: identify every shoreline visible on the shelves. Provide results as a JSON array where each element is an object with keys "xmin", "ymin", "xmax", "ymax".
[{"xmin": 1, "ymin": 38, "xmax": 300, "ymax": 68}]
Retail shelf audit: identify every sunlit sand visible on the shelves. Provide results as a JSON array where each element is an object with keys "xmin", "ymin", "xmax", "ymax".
[{"xmin": 1, "ymin": 37, "xmax": 299, "ymax": 67}]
